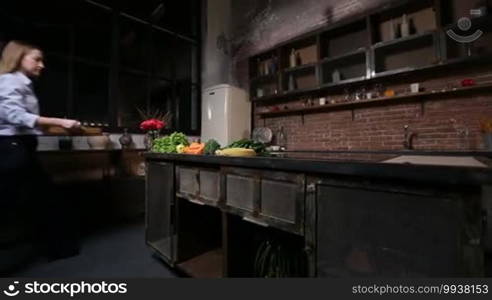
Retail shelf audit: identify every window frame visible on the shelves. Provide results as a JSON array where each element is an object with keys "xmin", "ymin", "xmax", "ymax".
[{"xmin": 0, "ymin": 0, "xmax": 201, "ymax": 135}]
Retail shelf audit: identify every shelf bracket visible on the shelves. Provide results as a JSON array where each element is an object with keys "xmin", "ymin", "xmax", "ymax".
[
  {"xmin": 351, "ymin": 109, "xmax": 355, "ymax": 121},
  {"xmin": 301, "ymin": 113, "xmax": 305, "ymax": 125},
  {"xmin": 420, "ymin": 100, "xmax": 425, "ymax": 117}
]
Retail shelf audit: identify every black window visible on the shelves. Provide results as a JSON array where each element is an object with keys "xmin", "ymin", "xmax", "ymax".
[{"xmin": 0, "ymin": 0, "xmax": 201, "ymax": 135}]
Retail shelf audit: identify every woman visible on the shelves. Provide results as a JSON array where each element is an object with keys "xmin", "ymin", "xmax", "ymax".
[{"xmin": 0, "ymin": 41, "xmax": 81, "ymax": 271}]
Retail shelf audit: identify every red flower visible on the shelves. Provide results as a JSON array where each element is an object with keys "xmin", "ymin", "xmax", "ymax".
[{"xmin": 140, "ymin": 119, "xmax": 165, "ymax": 131}]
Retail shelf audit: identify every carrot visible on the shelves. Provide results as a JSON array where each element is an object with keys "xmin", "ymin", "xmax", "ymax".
[{"xmin": 183, "ymin": 142, "xmax": 205, "ymax": 155}]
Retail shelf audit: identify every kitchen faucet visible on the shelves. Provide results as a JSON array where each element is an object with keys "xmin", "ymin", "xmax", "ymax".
[{"xmin": 403, "ymin": 125, "xmax": 417, "ymax": 150}]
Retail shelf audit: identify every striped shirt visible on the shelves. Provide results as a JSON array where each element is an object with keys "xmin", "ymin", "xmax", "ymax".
[{"xmin": 0, "ymin": 71, "xmax": 41, "ymax": 136}]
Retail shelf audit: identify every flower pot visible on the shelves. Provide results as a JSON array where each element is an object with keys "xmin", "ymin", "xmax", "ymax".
[
  {"xmin": 87, "ymin": 134, "xmax": 110, "ymax": 150},
  {"xmin": 144, "ymin": 131, "xmax": 160, "ymax": 150},
  {"xmin": 484, "ymin": 133, "xmax": 492, "ymax": 150}
]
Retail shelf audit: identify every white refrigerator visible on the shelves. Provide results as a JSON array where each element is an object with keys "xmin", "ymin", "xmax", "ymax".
[{"xmin": 201, "ymin": 84, "xmax": 251, "ymax": 147}]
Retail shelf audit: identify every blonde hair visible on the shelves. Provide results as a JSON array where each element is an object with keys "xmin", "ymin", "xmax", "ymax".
[{"xmin": 0, "ymin": 40, "xmax": 40, "ymax": 75}]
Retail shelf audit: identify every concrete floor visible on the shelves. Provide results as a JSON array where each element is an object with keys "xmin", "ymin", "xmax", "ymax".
[{"xmin": 9, "ymin": 219, "xmax": 178, "ymax": 278}]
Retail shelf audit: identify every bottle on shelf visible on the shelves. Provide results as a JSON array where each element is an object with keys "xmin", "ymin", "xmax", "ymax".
[
  {"xmin": 401, "ymin": 14, "xmax": 410, "ymax": 38},
  {"xmin": 288, "ymin": 74, "xmax": 296, "ymax": 91},
  {"xmin": 277, "ymin": 126, "xmax": 287, "ymax": 151},
  {"xmin": 290, "ymin": 49, "xmax": 297, "ymax": 68},
  {"xmin": 257, "ymin": 88, "xmax": 264, "ymax": 98},
  {"xmin": 257, "ymin": 58, "xmax": 262, "ymax": 76},
  {"xmin": 389, "ymin": 19, "xmax": 402, "ymax": 40},
  {"xmin": 389, "ymin": 19, "xmax": 397, "ymax": 40},
  {"xmin": 295, "ymin": 51, "xmax": 302, "ymax": 66},
  {"xmin": 332, "ymin": 69, "xmax": 341, "ymax": 83},
  {"xmin": 408, "ymin": 17, "xmax": 417, "ymax": 35}
]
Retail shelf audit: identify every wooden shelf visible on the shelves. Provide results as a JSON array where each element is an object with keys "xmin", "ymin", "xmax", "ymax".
[
  {"xmin": 283, "ymin": 63, "xmax": 317, "ymax": 73},
  {"xmin": 251, "ymin": 92, "xmax": 284, "ymax": 102},
  {"xmin": 320, "ymin": 48, "xmax": 366, "ymax": 64},
  {"xmin": 177, "ymin": 249, "xmax": 223, "ymax": 278},
  {"xmin": 252, "ymin": 53, "xmax": 492, "ymax": 103},
  {"xmin": 249, "ymin": 0, "xmax": 492, "ymax": 105},
  {"xmin": 372, "ymin": 31, "xmax": 435, "ymax": 49},
  {"xmin": 257, "ymin": 83, "xmax": 492, "ymax": 118},
  {"xmin": 250, "ymin": 73, "xmax": 279, "ymax": 83},
  {"xmin": 320, "ymin": 76, "xmax": 367, "ymax": 88}
]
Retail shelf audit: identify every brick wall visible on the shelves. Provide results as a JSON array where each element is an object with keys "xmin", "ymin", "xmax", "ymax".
[
  {"xmin": 256, "ymin": 97, "xmax": 492, "ymax": 151},
  {"xmin": 229, "ymin": 0, "xmax": 492, "ymax": 151},
  {"xmin": 254, "ymin": 65, "xmax": 492, "ymax": 151}
]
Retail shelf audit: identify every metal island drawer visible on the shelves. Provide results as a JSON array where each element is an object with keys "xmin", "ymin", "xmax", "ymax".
[
  {"xmin": 222, "ymin": 167, "xmax": 305, "ymax": 235},
  {"xmin": 176, "ymin": 166, "xmax": 221, "ymax": 206}
]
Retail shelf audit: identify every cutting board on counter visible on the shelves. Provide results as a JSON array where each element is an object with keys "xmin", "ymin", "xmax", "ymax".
[{"xmin": 43, "ymin": 126, "xmax": 103, "ymax": 136}]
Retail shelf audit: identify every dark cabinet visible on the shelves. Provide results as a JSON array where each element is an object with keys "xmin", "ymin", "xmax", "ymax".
[
  {"xmin": 145, "ymin": 159, "xmax": 485, "ymax": 278},
  {"xmin": 223, "ymin": 167, "xmax": 305, "ymax": 236},
  {"xmin": 305, "ymin": 177, "xmax": 483, "ymax": 277},
  {"xmin": 176, "ymin": 166, "xmax": 221, "ymax": 206},
  {"xmin": 145, "ymin": 161, "xmax": 176, "ymax": 265}
]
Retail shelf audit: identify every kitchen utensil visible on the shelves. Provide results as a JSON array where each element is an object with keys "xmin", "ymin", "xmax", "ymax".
[
  {"xmin": 44, "ymin": 125, "xmax": 103, "ymax": 136},
  {"xmin": 252, "ymin": 127, "xmax": 273, "ymax": 144}
]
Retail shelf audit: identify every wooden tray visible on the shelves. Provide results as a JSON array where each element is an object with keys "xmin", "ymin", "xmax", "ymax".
[{"xmin": 44, "ymin": 126, "xmax": 103, "ymax": 136}]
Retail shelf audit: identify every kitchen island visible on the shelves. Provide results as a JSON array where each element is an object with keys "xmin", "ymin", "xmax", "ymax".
[{"xmin": 144, "ymin": 151, "xmax": 492, "ymax": 278}]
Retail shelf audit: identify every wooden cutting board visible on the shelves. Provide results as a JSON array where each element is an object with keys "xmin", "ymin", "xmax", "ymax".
[{"xmin": 44, "ymin": 126, "xmax": 103, "ymax": 136}]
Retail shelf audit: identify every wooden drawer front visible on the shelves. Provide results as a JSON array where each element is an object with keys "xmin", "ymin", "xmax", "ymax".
[
  {"xmin": 226, "ymin": 174, "xmax": 256, "ymax": 212},
  {"xmin": 260, "ymin": 179, "xmax": 297, "ymax": 224},
  {"xmin": 199, "ymin": 170, "xmax": 220, "ymax": 203},
  {"xmin": 178, "ymin": 167, "xmax": 199, "ymax": 196}
]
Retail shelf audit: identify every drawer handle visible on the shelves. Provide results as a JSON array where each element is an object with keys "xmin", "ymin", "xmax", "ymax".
[
  {"xmin": 188, "ymin": 199, "xmax": 205, "ymax": 206},
  {"xmin": 242, "ymin": 217, "xmax": 269, "ymax": 227}
]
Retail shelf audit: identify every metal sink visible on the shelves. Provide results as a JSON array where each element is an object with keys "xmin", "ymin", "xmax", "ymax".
[{"xmin": 382, "ymin": 155, "xmax": 488, "ymax": 168}]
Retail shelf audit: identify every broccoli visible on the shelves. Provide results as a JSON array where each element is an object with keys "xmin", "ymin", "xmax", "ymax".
[{"xmin": 204, "ymin": 139, "xmax": 221, "ymax": 155}]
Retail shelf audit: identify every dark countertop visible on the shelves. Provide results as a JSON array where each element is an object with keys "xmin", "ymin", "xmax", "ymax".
[
  {"xmin": 144, "ymin": 151, "xmax": 492, "ymax": 186},
  {"xmin": 38, "ymin": 149, "xmax": 145, "ymax": 154}
]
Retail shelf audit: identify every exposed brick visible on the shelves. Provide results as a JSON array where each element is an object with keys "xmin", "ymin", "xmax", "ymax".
[{"xmin": 241, "ymin": 1, "xmax": 492, "ymax": 151}]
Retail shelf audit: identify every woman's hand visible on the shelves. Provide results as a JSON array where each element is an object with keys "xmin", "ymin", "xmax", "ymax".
[
  {"xmin": 58, "ymin": 119, "xmax": 81, "ymax": 130},
  {"xmin": 36, "ymin": 117, "xmax": 81, "ymax": 130}
]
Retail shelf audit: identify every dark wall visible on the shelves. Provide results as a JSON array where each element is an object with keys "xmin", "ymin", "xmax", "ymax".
[{"xmin": 228, "ymin": 0, "xmax": 393, "ymax": 87}]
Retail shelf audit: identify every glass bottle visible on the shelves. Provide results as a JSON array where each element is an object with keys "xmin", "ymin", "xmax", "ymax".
[
  {"xmin": 401, "ymin": 14, "xmax": 410, "ymax": 38},
  {"xmin": 290, "ymin": 49, "xmax": 297, "ymax": 68},
  {"xmin": 295, "ymin": 51, "xmax": 302, "ymax": 66},
  {"xmin": 288, "ymin": 74, "xmax": 296, "ymax": 91},
  {"xmin": 277, "ymin": 126, "xmax": 287, "ymax": 150},
  {"xmin": 332, "ymin": 69, "xmax": 341, "ymax": 83}
]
